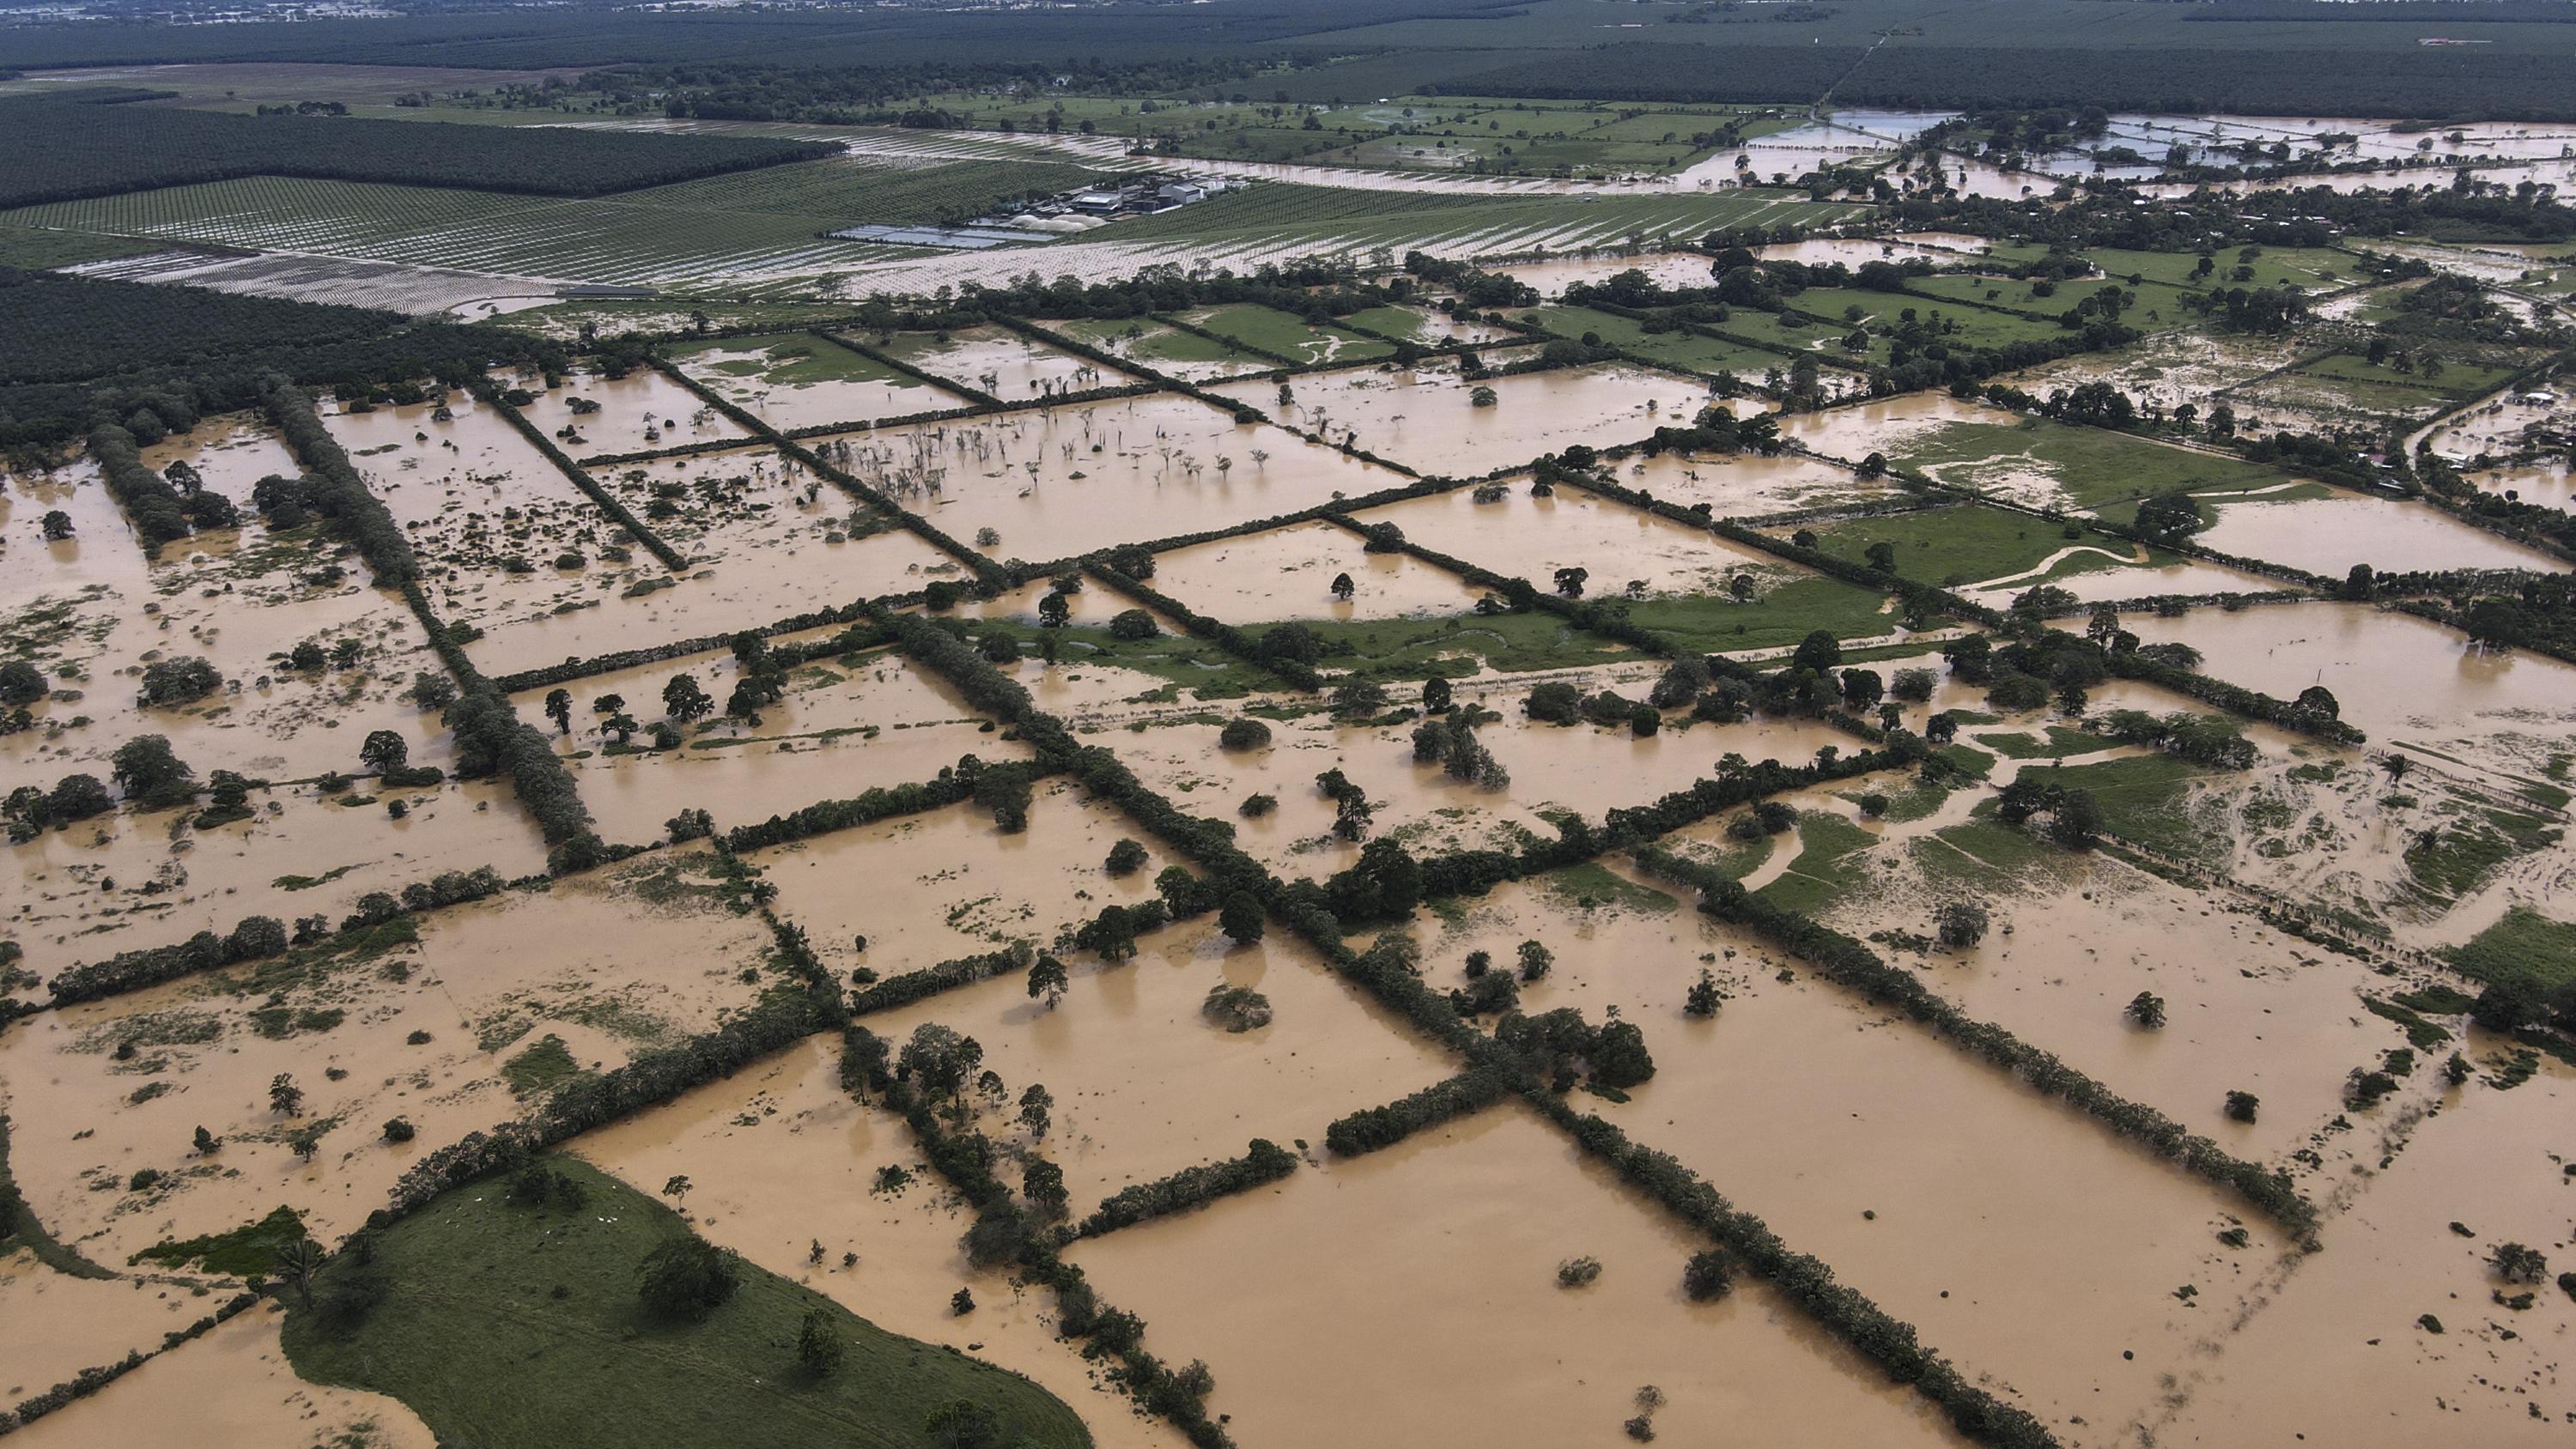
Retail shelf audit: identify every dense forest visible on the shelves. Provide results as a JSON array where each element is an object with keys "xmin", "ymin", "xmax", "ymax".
[
  {"xmin": 0, "ymin": 267, "xmax": 402, "ymax": 385},
  {"xmin": 0, "ymin": 268, "xmax": 562, "ymax": 453},
  {"xmin": 0, "ymin": 92, "xmax": 837, "ymax": 209}
]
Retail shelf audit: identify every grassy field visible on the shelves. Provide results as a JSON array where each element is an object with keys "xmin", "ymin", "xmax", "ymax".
[
  {"xmin": 1886, "ymin": 415, "xmax": 2297, "ymax": 514},
  {"xmin": 1757, "ymin": 810, "xmax": 1879, "ymax": 915},
  {"xmin": 283, "ymin": 1155, "xmax": 1091, "ymax": 1449},
  {"xmin": 2084, "ymin": 246, "xmax": 2357, "ymax": 294},
  {"xmin": 1182, "ymin": 302, "xmax": 1393, "ymax": 366},
  {"xmin": 1623, "ymin": 575, "xmax": 1901, "ymax": 656},
  {"xmin": 1790, "ymin": 502, "xmax": 2138, "ymax": 588},
  {"xmin": 669, "ymin": 331, "xmax": 914, "ymax": 388},
  {"xmin": 0, "ymin": 174, "xmax": 943, "ymax": 287},
  {"xmin": 1047, "ymin": 316, "xmax": 1268, "ymax": 370},
  {"xmin": 1519, "ymin": 304, "xmax": 1799, "ymax": 376},
  {"xmin": 1792, "ymin": 286, "xmax": 2074, "ymax": 349},
  {"xmin": 2441, "ymin": 906, "xmax": 2576, "ymax": 994}
]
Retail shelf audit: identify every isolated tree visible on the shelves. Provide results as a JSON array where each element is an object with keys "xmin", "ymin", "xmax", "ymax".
[
  {"xmin": 662, "ymin": 674, "xmax": 714, "ymax": 724},
  {"xmin": 273, "ymin": 1238, "xmax": 326, "ymax": 1308},
  {"xmin": 637, "ymin": 1236, "xmax": 739, "ymax": 1321},
  {"xmin": 1026, "ymin": 953, "xmax": 1068, "ymax": 1010},
  {"xmin": 359, "ymin": 730, "xmax": 409, "ymax": 778},
  {"xmin": 1218, "ymin": 891, "xmax": 1266, "ymax": 945},
  {"xmin": 1935, "ymin": 900, "xmax": 1990, "ymax": 948},
  {"xmin": 110, "ymin": 735, "xmax": 196, "ymax": 807},
  {"xmin": 544, "ymin": 688, "xmax": 574, "ymax": 733},
  {"xmin": 796, "ymin": 1309, "xmax": 845, "ymax": 1376},
  {"xmin": 1018, "ymin": 1083, "xmax": 1054, "ymax": 1141}
]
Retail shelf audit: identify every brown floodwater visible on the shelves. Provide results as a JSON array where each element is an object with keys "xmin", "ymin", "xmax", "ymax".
[
  {"xmin": 570, "ymin": 1035, "xmax": 1190, "ymax": 1449},
  {"xmin": 880, "ymin": 325, "xmax": 1142, "ymax": 400},
  {"xmin": 806, "ymin": 393, "xmax": 1404, "ymax": 562},
  {"xmin": 1208, "ymin": 360, "xmax": 1704, "ymax": 480},
  {"xmin": 1144, "ymin": 518, "xmax": 1487, "ymax": 622},
  {"xmin": 0, "ymin": 850, "xmax": 776, "ymax": 1266},
  {"xmin": 860, "ymin": 911, "xmax": 1456, "ymax": 1205},
  {"xmin": 1349, "ymin": 485, "xmax": 1807, "ymax": 599},
  {"xmin": 669, "ymin": 336, "xmax": 972, "ymax": 431},
  {"xmin": 1066, "ymin": 1105, "xmax": 1965, "ymax": 1447},
  {"xmin": 7, "ymin": 773, "xmax": 546, "ymax": 981},
  {"xmin": 4, "ymin": 1300, "xmax": 434, "ymax": 1449},
  {"xmin": 1607, "ymin": 448, "xmax": 1897, "ymax": 518},
  {"xmin": 2196, "ymin": 493, "xmax": 2569, "ymax": 577},
  {"xmin": 2115, "ymin": 601, "xmax": 2576, "ymax": 759}
]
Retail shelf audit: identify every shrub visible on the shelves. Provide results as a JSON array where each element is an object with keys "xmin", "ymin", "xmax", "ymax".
[
  {"xmin": 636, "ymin": 1235, "xmax": 739, "ymax": 1322},
  {"xmin": 1682, "ymin": 1250, "xmax": 1734, "ymax": 1301}
]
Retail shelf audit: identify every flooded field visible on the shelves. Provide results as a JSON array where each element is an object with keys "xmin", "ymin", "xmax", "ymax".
[
  {"xmin": 569, "ymin": 1036, "xmax": 1187, "ymax": 1449},
  {"xmin": 862, "ymin": 911, "xmax": 1455, "ymax": 1204},
  {"xmin": 1209, "ymin": 360, "xmax": 1704, "ymax": 479},
  {"xmin": 2195, "ymin": 492, "xmax": 2567, "ymax": 576},
  {"xmin": 1067, "ymin": 1106, "xmax": 1964, "ymax": 1447},
  {"xmin": 666, "ymin": 332, "xmax": 971, "ymax": 431},
  {"xmin": 1350, "ymin": 484, "xmax": 1804, "ymax": 597},
  {"xmin": 1144, "ymin": 519, "xmax": 1486, "ymax": 622},
  {"xmin": 810, "ymin": 393, "xmax": 1404, "ymax": 561},
  {"xmin": 0, "ymin": 850, "xmax": 774, "ymax": 1265},
  {"xmin": 1605, "ymin": 447, "xmax": 1896, "ymax": 517}
]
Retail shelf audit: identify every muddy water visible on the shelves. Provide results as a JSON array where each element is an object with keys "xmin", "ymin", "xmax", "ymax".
[
  {"xmin": 1105, "ymin": 690, "xmax": 1848, "ymax": 879},
  {"xmin": 809, "ymin": 393, "xmax": 1403, "ymax": 562},
  {"xmin": 531, "ymin": 366, "xmax": 749, "ymax": 458},
  {"xmin": 2196, "ymin": 493, "xmax": 2567, "ymax": 576},
  {"xmin": 1498, "ymin": 252, "xmax": 1725, "ymax": 300},
  {"xmin": 0, "ymin": 850, "xmax": 773, "ymax": 1264},
  {"xmin": 570, "ymin": 1035, "xmax": 1188, "ymax": 1449},
  {"xmin": 1145, "ymin": 518, "xmax": 1485, "ymax": 621},
  {"xmin": 7, "ymin": 775, "xmax": 546, "ymax": 982},
  {"xmin": 1350, "ymin": 484, "xmax": 1802, "ymax": 597},
  {"xmin": 5, "ymin": 1301, "xmax": 434, "ymax": 1449},
  {"xmin": 1607, "ymin": 448, "xmax": 1895, "ymax": 518},
  {"xmin": 1210, "ymin": 361, "xmax": 1703, "ymax": 479},
  {"xmin": 1820, "ymin": 850, "xmax": 2412, "ymax": 1167},
  {"xmin": 1067, "ymin": 1105, "xmax": 1965, "ymax": 1447},
  {"xmin": 552, "ymin": 653, "xmax": 1026, "ymax": 845},
  {"xmin": 862, "ymin": 912, "xmax": 1455, "ymax": 1205},
  {"xmin": 1774, "ymin": 391, "xmax": 2021, "ymax": 463},
  {"xmin": 1959, "ymin": 551, "xmax": 2293, "ymax": 608},
  {"xmin": 2116, "ymin": 602, "xmax": 2576, "ymax": 758},
  {"xmin": 757, "ymin": 780, "xmax": 1175, "ymax": 986},
  {"xmin": 670, "ymin": 336, "xmax": 970, "ymax": 431},
  {"xmin": 879, "ymin": 325, "xmax": 1139, "ymax": 400},
  {"xmin": 1567, "ymin": 901, "xmax": 2297, "ymax": 1442},
  {"xmin": 2144, "ymin": 1051, "xmax": 2576, "ymax": 1446},
  {"xmin": 0, "ymin": 1247, "xmax": 208, "ymax": 1402}
]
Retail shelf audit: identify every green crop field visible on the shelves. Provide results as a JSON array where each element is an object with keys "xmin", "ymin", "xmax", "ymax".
[
  {"xmin": 1520, "ymin": 304, "xmax": 1799, "ymax": 377},
  {"xmin": 1792, "ymin": 287, "xmax": 2075, "ymax": 348},
  {"xmin": 1790, "ymin": 502, "xmax": 2146, "ymax": 589},
  {"xmin": 1886, "ymin": 415, "xmax": 2299, "ymax": 514},
  {"xmin": 1182, "ymin": 303, "xmax": 1393, "ymax": 365},
  {"xmin": 283, "ymin": 1156, "xmax": 1089, "ymax": 1449}
]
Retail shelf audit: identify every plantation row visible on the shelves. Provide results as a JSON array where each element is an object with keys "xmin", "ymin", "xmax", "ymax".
[{"xmin": 0, "ymin": 93, "xmax": 837, "ymax": 209}]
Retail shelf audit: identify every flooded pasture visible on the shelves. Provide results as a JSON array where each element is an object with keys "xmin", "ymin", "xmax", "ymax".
[
  {"xmin": 1067, "ymin": 1105, "xmax": 1965, "ymax": 1448},
  {"xmin": 1210, "ymin": 360, "xmax": 1705, "ymax": 479}
]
